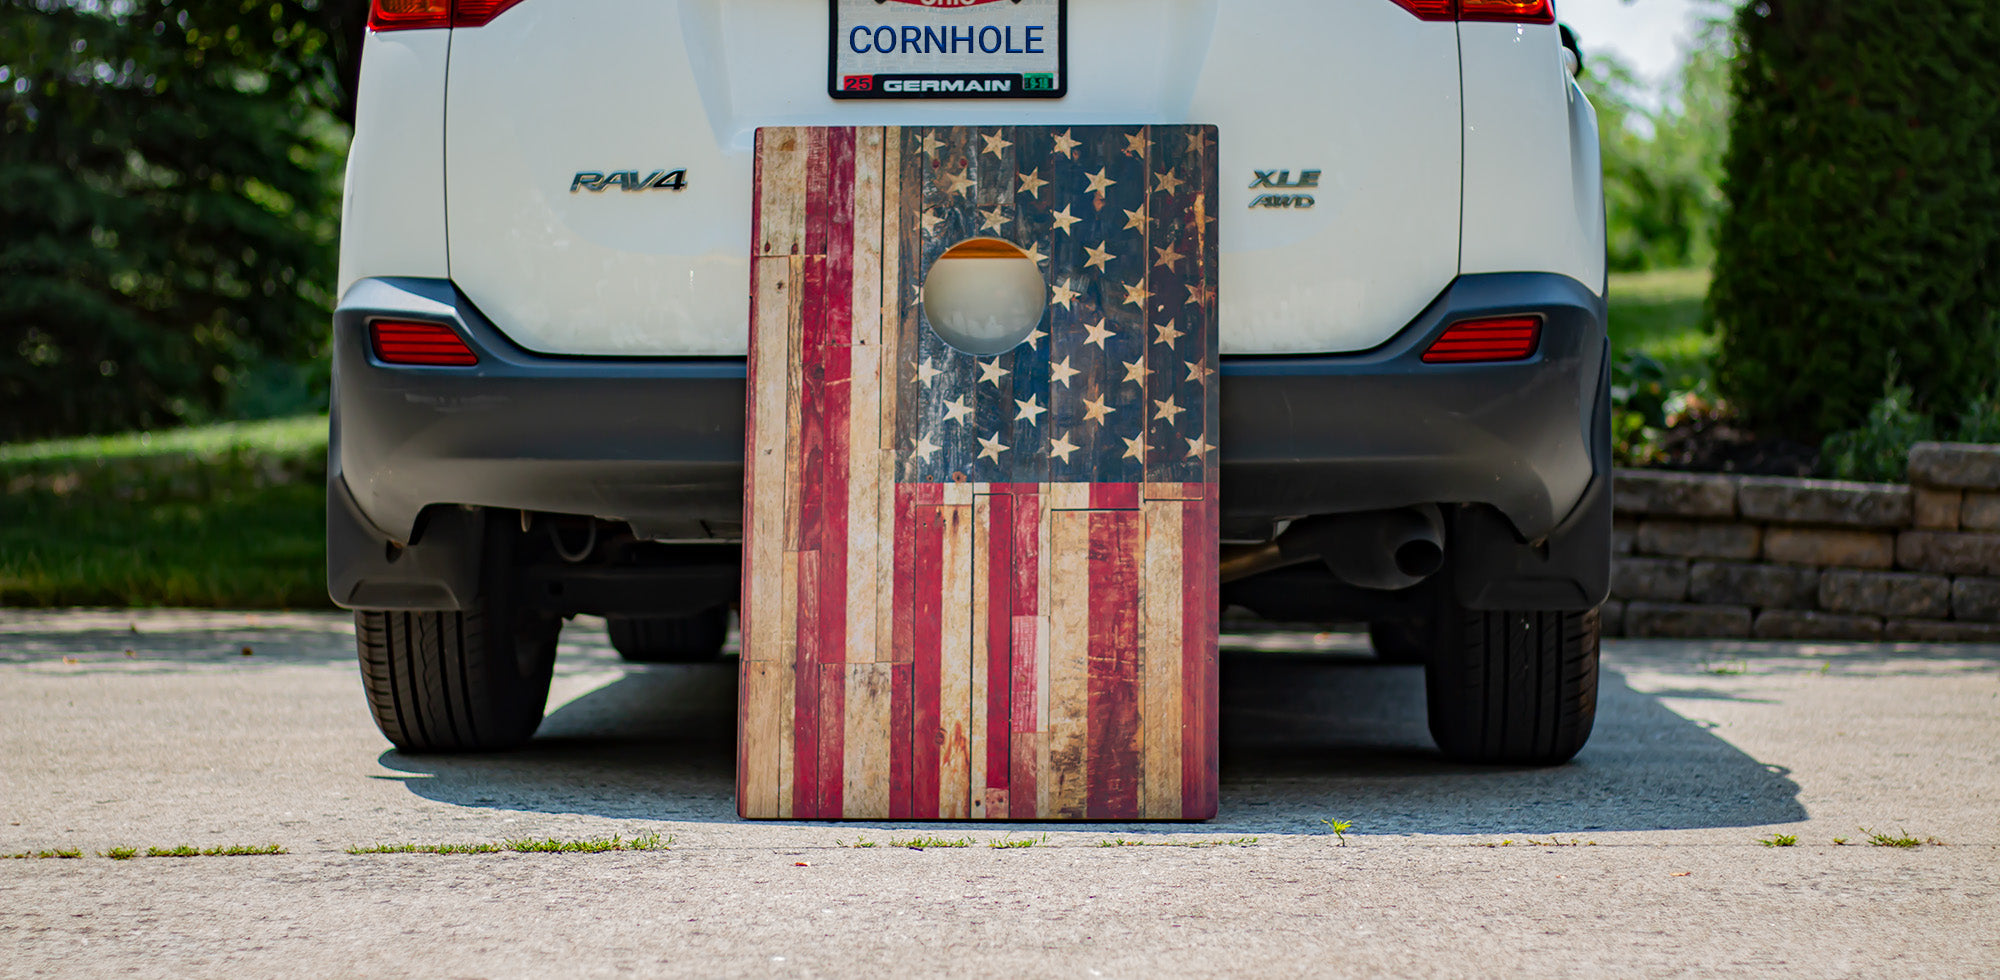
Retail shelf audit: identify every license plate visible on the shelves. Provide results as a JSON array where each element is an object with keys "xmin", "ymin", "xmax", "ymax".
[{"xmin": 829, "ymin": 0, "xmax": 1066, "ymax": 101}]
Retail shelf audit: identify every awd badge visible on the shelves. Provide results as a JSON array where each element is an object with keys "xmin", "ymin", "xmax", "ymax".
[{"xmin": 1249, "ymin": 169, "xmax": 1319, "ymax": 210}]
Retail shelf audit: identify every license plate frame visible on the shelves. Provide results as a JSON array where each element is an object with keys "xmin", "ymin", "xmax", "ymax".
[{"xmin": 828, "ymin": 0, "xmax": 1067, "ymax": 101}]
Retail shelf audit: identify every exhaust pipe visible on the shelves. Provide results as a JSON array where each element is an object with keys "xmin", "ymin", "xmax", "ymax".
[{"xmin": 1218, "ymin": 505, "xmax": 1446, "ymax": 592}]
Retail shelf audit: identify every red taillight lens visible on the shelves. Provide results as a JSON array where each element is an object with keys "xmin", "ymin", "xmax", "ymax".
[
  {"xmin": 450, "ymin": 0, "xmax": 529, "ymax": 27},
  {"xmin": 1386, "ymin": 0, "xmax": 1455, "ymax": 20},
  {"xmin": 1384, "ymin": 0, "xmax": 1556, "ymax": 24},
  {"xmin": 371, "ymin": 321, "xmax": 479, "ymax": 366},
  {"xmin": 369, "ymin": 0, "xmax": 528, "ymax": 31},
  {"xmin": 1458, "ymin": 0, "xmax": 1555, "ymax": 24},
  {"xmin": 369, "ymin": 0, "xmax": 449, "ymax": 30},
  {"xmin": 1422, "ymin": 316, "xmax": 1542, "ymax": 364}
]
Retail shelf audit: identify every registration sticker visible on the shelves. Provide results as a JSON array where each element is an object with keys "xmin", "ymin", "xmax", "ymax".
[{"xmin": 829, "ymin": 0, "xmax": 1066, "ymax": 101}]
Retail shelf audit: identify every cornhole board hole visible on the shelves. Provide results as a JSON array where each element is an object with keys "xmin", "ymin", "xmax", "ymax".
[{"xmin": 739, "ymin": 125, "xmax": 1219, "ymax": 821}]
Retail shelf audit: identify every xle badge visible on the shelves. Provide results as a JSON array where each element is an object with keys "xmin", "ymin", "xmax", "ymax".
[
  {"xmin": 1249, "ymin": 169, "xmax": 1319, "ymax": 210},
  {"xmin": 571, "ymin": 169, "xmax": 689, "ymax": 193}
]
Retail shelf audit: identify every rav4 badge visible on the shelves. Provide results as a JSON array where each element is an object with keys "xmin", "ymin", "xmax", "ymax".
[{"xmin": 570, "ymin": 170, "xmax": 689, "ymax": 193}]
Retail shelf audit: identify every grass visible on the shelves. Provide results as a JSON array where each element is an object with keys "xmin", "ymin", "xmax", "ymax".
[
  {"xmin": 0, "ymin": 415, "xmax": 329, "ymax": 466},
  {"xmin": 1472, "ymin": 838, "xmax": 1597, "ymax": 848},
  {"xmin": 1758, "ymin": 834, "xmax": 1799, "ymax": 847},
  {"xmin": 1608, "ymin": 267, "xmax": 1713, "ymax": 383},
  {"xmin": 84, "ymin": 845, "xmax": 284, "ymax": 859},
  {"xmin": 144, "ymin": 844, "xmax": 287, "ymax": 857},
  {"xmin": 0, "ymin": 414, "xmax": 330, "ymax": 608},
  {"xmin": 347, "ymin": 833, "xmax": 670, "ymax": 855},
  {"xmin": 1861, "ymin": 828, "xmax": 1941, "ymax": 848},
  {"xmin": 348, "ymin": 842, "xmax": 504, "ymax": 855},
  {"xmin": 988, "ymin": 834, "xmax": 1048, "ymax": 849},
  {"xmin": 888, "ymin": 835, "xmax": 973, "ymax": 850},
  {"xmin": 3, "ymin": 849, "xmax": 82, "ymax": 859},
  {"xmin": 1320, "ymin": 818, "xmax": 1352, "ymax": 845},
  {"xmin": 1097, "ymin": 837, "xmax": 1259, "ymax": 849}
]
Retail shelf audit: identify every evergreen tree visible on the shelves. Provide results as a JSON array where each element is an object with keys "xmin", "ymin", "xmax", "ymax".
[
  {"xmin": 0, "ymin": 0, "xmax": 364, "ymax": 439},
  {"xmin": 1710, "ymin": 0, "xmax": 2000, "ymax": 440}
]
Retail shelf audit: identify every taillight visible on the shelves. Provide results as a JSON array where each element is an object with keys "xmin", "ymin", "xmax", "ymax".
[
  {"xmin": 450, "ymin": 0, "xmax": 529, "ymax": 27},
  {"xmin": 371, "ymin": 321, "xmax": 479, "ymax": 366},
  {"xmin": 369, "ymin": 0, "xmax": 527, "ymax": 31},
  {"xmin": 1386, "ymin": 0, "xmax": 1455, "ymax": 20},
  {"xmin": 1422, "ymin": 316, "xmax": 1542, "ymax": 364},
  {"xmin": 1385, "ymin": 0, "xmax": 1555, "ymax": 24},
  {"xmin": 1458, "ymin": 0, "xmax": 1555, "ymax": 24}
]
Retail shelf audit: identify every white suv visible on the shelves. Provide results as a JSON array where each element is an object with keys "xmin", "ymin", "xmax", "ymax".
[{"xmin": 329, "ymin": 0, "xmax": 1610, "ymax": 766}]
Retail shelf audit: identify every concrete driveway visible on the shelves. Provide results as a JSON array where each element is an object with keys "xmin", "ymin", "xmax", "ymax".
[{"xmin": 1, "ymin": 610, "xmax": 1995, "ymax": 978}]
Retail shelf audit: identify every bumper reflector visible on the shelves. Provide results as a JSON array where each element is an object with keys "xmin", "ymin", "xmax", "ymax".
[
  {"xmin": 370, "ymin": 321, "xmax": 479, "ymax": 366},
  {"xmin": 1422, "ymin": 316, "xmax": 1542, "ymax": 364}
]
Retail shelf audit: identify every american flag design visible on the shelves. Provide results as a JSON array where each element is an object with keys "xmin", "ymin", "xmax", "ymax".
[{"xmin": 740, "ymin": 125, "xmax": 1219, "ymax": 820}]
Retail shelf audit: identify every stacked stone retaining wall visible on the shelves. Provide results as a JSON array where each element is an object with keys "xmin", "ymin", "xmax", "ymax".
[{"xmin": 1608, "ymin": 442, "xmax": 2000, "ymax": 640}]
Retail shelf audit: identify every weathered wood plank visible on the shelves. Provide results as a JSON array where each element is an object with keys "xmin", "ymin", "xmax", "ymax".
[
  {"xmin": 1085, "ymin": 510, "xmax": 1143, "ymax": 819},
  {"xmin": 744, "ymin": 257, "xmax": 795, "ymax": 662},
  {"xmin": 937, "ymin": 502, "xmax": 975, "ymax": 819},
  {"xmin": 1046, "ymin": 509, "xmax": 1092, "ymax": 818},
  {"xmin": 755, "ymin": 128, "xmax": 809, "ymax": 256},
  {"xmin": 969, "ymin": 494, "xmax": 992, "ymax": 818},
  {"xmin": 738, "ymin": 661, "xmax": 785, "ymax": 818},
  {"xmin": 843, "ymin": 662, "xmax": 891, "ymax": 818},
  {"xmin": 1141, "ymin": 499, "xmax": 1185, "ymax": 817}
]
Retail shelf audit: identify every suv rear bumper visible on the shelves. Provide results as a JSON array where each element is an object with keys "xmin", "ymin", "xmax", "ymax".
[{"xmin": 329, "ymin": 273, "xmax": 1609, "ymax": 611}]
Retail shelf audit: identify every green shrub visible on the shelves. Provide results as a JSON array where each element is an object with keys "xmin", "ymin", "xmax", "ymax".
[
  {"xmin": 1819, "ymin": 372, "xmax": 1934, "ymax": 483},
  {"xmin": 1710, "ymin": 0, "xmax": 2000, "ymax": 443},
  {"xmin": 1819, "ymin": 363, "xmax": 2000, "ymax": 482}
]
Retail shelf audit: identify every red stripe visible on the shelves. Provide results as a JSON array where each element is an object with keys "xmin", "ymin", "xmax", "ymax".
[
  {"xmin": 789, "ymin": 130, "xmax": 837, "ymax": 818},
  {"xmin": 1181, "ymin": 495, "xmax": 1219, "ymax": 819},
  {"xmin": 890, "ymin": 662, "xmax": 913, "ymax": 818},
  {"xmin": 795, "ymin": 258, "xmax": 828, "ymax": 552},
  {"xmin": 1085, "ymin": 510, "xmax": 1142, "ymax": 819},
  {"xmin": 1008, "ymin": 488, "xmax": 1039, "ymax": 819},
  {"xmin": 812, "ymin": 128, "xmax": 857, "ymax": 817},
  {"xmin": 818, "ymin": 664, "xmax": 845, "ymax": 818},
  {"xmin": 1090, "ymin": 483, "xmax": 1140, "ymax": 510},
  {"xmin": 911, "ymin": 504, "xmax": 944, "ymax": 819},
  {"xmin": 983, "ymin": 492, "xmax": 1013, "ymax": 800},
  {"xmin": 891, "ymin": 484, "xmax": 918, "ymax": 666},
  {"xmin": 886, "ymin": 499, "xmax": 918, "ymax": 816},
  {"xmin": 792, "ymin": 551, "xmax": 820, "ymax": 817}
]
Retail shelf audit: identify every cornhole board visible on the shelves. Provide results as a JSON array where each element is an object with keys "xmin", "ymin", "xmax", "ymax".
[{"xmin": 739, "ymin": 125, "xmax": 1219, "ymax": 820}]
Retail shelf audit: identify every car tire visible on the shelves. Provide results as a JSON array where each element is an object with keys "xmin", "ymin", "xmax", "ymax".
[
  {"xmin": 605, "ymin": 606, "xmax": 730, "ymax": 664},
  {"xmin": 355, "ymin": 604, "xmax": 560, "ymax": 753},
  {"xmin": 1423, "ymin": 603, "xmax": 1600, "ymax": 765},
  {"xmin": 1367, "ymin": 619, "xmax": 1431, "ymax": 665}
]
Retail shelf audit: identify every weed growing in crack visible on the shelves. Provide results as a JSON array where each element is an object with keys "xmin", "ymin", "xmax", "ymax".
[
  {"xmin": 1862, "ymin": 828, "xmax": 1928, "ymax": 848},
  {"xmin": 348, "ymin": 833, "xmax": 669, "ymax": 855},
  {"xmin": 145, "ymin": 844, "xmax": 286, "ymax": 858},
  {"xmin": 1321, "ymin": 819, "xmax": 1352, "ymax": 845},
  {"xmin": 888, "ymin": 836, "xmax": 972, "ymax": 850}
]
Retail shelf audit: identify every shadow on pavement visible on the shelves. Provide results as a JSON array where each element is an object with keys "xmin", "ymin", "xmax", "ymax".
[{"xmin": 379, "ymin": 640, "xmax": 1814, "ymax": 836}]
